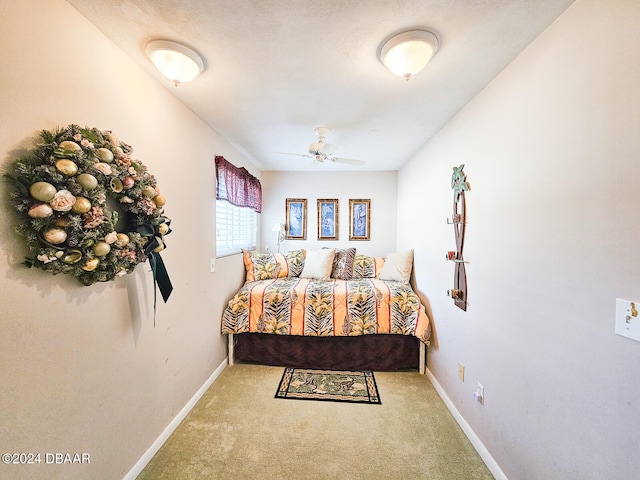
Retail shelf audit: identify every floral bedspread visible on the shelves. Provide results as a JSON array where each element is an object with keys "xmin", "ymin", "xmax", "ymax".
[{"xmin": 221, "ymin": 277, "xmax": 431, "ymax": 345}]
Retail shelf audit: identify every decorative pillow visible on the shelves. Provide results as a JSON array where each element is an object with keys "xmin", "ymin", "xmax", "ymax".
[
  {"xmin": 301, "ymin": 249, "xmax": 336, "ymax": 280},
  {"xmin": 243, "ymin": 249, "xmax": 306, "ymax": 283},
  {"xmin": 243, "ymin": 250, "xmax": 280, "ymax": 282},
  {"xmin": 351, "ymin": 254, "xmax": 385, "ymax": 279},
  {"xmin": 330, "ymin": 248, "xmax": 356, "ymax": 280},
  {"xmin": 284, "ymin": 249, "xmax": 306, "ymax": 278},
  {"xmin": 378, "ymin": 250, "xmax": 414, "ymax": 283}
]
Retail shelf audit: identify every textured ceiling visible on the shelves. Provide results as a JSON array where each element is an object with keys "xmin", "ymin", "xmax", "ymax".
[{"xmin": 67, "ymin": 0, "xmax": 576, "ymax": 171}]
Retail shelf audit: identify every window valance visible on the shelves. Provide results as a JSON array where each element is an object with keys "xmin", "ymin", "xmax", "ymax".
[{"xmin": 215, "ymin": 156, "xmax": 262, "ymax": 213}]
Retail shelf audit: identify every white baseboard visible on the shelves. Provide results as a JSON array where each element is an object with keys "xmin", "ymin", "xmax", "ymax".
[
  {"xmin": 425, "ymin": 368, "xmax": 508, "ymax": 480},
  {"xmin": 122, "ymin": 357, "xmax": 228, "ymax": 480}
]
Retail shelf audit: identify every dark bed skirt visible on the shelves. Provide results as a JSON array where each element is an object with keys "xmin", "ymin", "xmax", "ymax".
[{"xmin": 233, "ymin": 333, "xmax": 421, "ymax": 371}]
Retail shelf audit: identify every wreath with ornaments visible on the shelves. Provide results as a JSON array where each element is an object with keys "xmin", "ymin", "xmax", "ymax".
[{"xmin": 5, "ymin": 124, "xmax": 172, "ymax": 297}]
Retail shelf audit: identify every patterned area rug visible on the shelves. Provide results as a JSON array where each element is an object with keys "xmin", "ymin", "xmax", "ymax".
[{"xmin": 275, "ymin": 367, "xmax": 381, "ymax": 404}]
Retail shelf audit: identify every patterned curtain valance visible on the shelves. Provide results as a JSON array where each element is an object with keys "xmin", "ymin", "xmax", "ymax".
[{"xmin": 215, "ymin": 156, "xmax": 262, "ymax": 213}]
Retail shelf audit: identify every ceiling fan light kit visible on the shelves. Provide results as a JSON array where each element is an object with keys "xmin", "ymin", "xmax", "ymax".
[
  {"xmin": 145, "ymin": 39, "xmax": 205, "ymax": 86},
  {"xmin": 309, "ymin": 127, "xmax": 337, "ymax": 155},
  {"xmin": 309, "ymin": 142, "xmax": 337, "ymax": 156},
  {"xmin": 378, "ymin": 29, "xmax": 439, "ymax": 80}
]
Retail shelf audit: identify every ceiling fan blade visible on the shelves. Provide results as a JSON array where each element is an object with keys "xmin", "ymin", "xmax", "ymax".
[
  {"xmin": 276, "ymin": 151, "xmax": 313, "ymax": 158},
  {"xmin": 330, "ymin": 156, "xmax": 365, "ymax": 165}
]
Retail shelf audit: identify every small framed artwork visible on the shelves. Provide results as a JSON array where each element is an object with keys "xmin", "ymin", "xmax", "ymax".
[
  {"xmin": 317, "ymin": 199, "xmax": 339, "ymax": 240},
  {"xmin": 349, "ymin": 199, "xmax": 371, "ymax": 241},
  {"xmin": 285, "ymin": 198, "xmax": 307, "ymax": 240}
]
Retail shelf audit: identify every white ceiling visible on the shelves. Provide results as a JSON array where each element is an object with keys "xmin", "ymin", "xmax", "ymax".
[{"xmin": 67, "ymin": 0, "xmax": 575, "ymax": 171}]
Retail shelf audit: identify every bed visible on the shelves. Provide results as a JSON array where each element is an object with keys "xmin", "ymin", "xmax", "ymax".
[{"xmin": 221, "ymin": 248, "xmax": 431, "ymax": 373}]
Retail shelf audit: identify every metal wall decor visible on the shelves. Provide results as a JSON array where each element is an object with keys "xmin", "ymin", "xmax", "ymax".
[{"xmin": 446, "ymin": 164, "xmax": 469, "ymax": 311}]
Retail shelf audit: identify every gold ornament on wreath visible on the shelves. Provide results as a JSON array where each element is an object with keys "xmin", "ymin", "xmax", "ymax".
[{"xmin": 5, "ymin": 125, "xmax": 173, "ymax": 299}]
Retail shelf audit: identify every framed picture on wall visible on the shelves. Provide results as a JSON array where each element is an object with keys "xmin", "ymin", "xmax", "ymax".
[
  {"xmin": 285, "ymin": 198, "xmax": 307, "ymax": 240},
  {"xmin": 349, "ymin": 199, "xmax": 370, "ymax": 241},
  {"xmin": 317, "ymin": 199, "xmax": 339, "ymax": 240}
]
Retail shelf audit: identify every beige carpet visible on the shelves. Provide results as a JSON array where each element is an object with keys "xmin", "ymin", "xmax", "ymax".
[{"xmin": 137, "ymin": 364, "xmax": 494, "ymax": 479}]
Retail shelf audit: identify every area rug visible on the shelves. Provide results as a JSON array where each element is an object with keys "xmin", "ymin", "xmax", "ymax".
[{"xmin": 275, "ymin": 367, "xmax": 381, "ymax": 404}]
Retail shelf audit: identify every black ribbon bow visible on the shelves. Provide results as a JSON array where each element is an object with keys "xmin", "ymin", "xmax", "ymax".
[{"xmin": 135, "ymin": 219, "xmax": 173, "ymax": 323}]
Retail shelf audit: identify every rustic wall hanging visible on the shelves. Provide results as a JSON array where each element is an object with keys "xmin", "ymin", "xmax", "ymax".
[
  {"xmin": 447, "ymin": 164, "xmax": 469, "ymax": 311},
  {"xmin": 5, "ymin": 124, "xmax": 172, "ymax": 303}
]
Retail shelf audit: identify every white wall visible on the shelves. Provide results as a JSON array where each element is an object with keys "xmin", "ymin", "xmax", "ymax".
[
  {"xmin": 260, "ymin": 170, "xmax": 397, "ymax": 256},
  {"xmin": 398, "ymin": 0, "xmax": 640, "ymax": 479},
  {"xmin": 0, "ymin": 1, "xmax": 255, "ymax": 479}
]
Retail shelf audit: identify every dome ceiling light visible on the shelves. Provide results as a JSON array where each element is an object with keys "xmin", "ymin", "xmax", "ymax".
[
  {"xmin": 378, "ymin": 30, "xmax": 439, "ymax": 81},
  {"xmin": 145, "ymin": 39, "xmax": 205, "ymax": 86}
]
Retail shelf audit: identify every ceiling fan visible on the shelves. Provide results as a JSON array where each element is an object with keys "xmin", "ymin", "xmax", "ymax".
[{"xmin": 280, "ymin": 127, "xmax": 365, "ymax": 166}]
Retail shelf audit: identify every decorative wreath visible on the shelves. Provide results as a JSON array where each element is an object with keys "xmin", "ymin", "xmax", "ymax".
[{"xmin": 5, "ymin": 124, "xmax": 172, "ymax": 294}]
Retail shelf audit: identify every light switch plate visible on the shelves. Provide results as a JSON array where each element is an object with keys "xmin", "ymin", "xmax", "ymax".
[{"xmin": 615, "ymin": 298, "xmax": 640, "ymax": 342}]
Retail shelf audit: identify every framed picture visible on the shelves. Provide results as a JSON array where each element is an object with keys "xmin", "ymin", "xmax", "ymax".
[
  {"xmin": 349, "ymin": 199, "xmax": 370, "ymax": 241},
  {"xmin": 285, "ymin": 198, "xmax": 307, "ymax": 240},
  {"xmin": 317, "ymin": 199, "xmax": 339, "ymax": 240}
]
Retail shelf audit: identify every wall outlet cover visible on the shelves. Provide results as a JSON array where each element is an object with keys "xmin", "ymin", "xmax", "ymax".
[{"xmin": 615, "ymin": 298, "xmax": 640, "ymax": 342}]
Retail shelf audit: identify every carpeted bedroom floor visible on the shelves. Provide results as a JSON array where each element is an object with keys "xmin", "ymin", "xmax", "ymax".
[{"xmin": 137, "ymin": 364, "xmax": 494, "ymax": 479}]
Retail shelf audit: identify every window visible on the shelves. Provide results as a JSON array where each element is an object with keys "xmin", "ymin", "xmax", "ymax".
[
  {"xmin": 216, "ymin": 200, "xmax": 257, "ymax": 256},
  {"xmin": 215, "ymin": 156, "xmax": 261, "ymax": 257}
]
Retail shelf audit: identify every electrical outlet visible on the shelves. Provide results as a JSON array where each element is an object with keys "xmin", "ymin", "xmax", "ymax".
[
  {"xmin": 210, "ymin": 258, "xmax": 216, "ymax": 273},
  {"xmin": 458, "ymin": 363, "xmax": 465, "ymax": 381},
  {"xmin": 474, "ymin": 382, "xmax": 484, "ymax": 404}
]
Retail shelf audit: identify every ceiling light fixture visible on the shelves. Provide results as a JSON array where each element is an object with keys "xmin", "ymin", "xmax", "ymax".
[
  {"xmin": 145, "ymin": 40, "xmax": 205, "ymax": 86},
  {"xmin": 378, "ymin": 30, "xmax": 439, "ymax": 81}
]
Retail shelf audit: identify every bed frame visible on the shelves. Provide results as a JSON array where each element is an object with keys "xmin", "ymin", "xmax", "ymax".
[{"xmin": 227, "ymin": 333, "xmax": 427, "ymax": 374}]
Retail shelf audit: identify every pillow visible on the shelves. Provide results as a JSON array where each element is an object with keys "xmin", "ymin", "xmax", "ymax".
[
  {"xmin": 330, "ymin": 248, "xmax": 356, "ymax": 280},
  {"xmin": 378, "ymin": 250, "xmax": 414, "ymax": 283},
  {"xmin": 284, "ymin": 249, "xmax": 306, "ymax": 278},
  {"xmin": 243, "ymin": 249, "xmax": 306, "ymax": 283},
  {"xmin": 351, "ymin": 254, "xmax": 385, "ymax": 279},
  {"xmin": 243, "ymin": 250, "xmax": 281, "ymax": 282},
  {"xmin": 301, "ymin": 249, "xmax": 336, "ymax": 280}
]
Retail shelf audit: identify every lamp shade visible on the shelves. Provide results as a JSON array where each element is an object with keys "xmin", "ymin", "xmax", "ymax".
[
  {"xmin": 378, "ymin": 30, "xmax": 439, "ymax": 80},
  {"xmin": 145, "ymin": 40, "xmax": 205, "ymax": 85}
]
